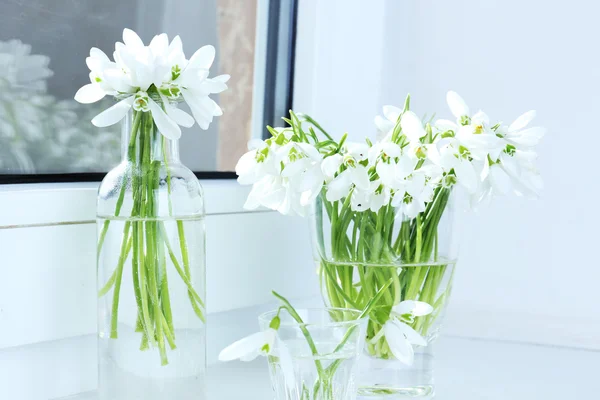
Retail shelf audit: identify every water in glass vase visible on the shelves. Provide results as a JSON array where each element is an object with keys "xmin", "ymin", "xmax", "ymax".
[
  {"xmin": 268, "ymin": 339, "xmax": 361, "ymax": 400},
  {"xmin": 97, "ymin": 215, "xmax": 206, "ymax": 400}
]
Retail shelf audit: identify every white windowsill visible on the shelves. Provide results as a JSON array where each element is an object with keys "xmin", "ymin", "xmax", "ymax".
[
  {"xmin": 0, "ymin": 179, "xmax": 253, "ymax": 227},
  {"xmin": 52, "ymin": 335, "xmax": 599, "ymax": 400}
]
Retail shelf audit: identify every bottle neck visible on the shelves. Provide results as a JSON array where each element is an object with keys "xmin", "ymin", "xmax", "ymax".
[{"xmin": 121, "ymin": 109, "xmax": 180, "ymax": 164}]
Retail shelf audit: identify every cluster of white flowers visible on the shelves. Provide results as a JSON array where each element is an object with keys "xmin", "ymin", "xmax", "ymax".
[
  {"xmin": 236, "ymin": 91, "xmax": 545, "ymax": 217},
  {"xmin": 74, "ymin": 28, "xmax": 229, "ymax": 139}
]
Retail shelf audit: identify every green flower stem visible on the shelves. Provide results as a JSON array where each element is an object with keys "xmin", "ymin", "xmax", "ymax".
[
  {"xmin": 319, "ymin": 187, "xmax": 453, "ymax": 360},
  {"xmin": 159, "ymin": 222, "xmax": 206, "ymax": 319},
  {"xmin": 109, "ymin": 222, "xmax": 132, "ymax": 338},
  {"xmin": 97, "ymin": 108, "xmax": 207, "ymax": 365},
  {"xmin": 271, "ymin": 291, "xmax": 325, "ymax": 380},
  {"xmin": 97, "ymin": 111, "xmax": 143, "ymax": 260}
]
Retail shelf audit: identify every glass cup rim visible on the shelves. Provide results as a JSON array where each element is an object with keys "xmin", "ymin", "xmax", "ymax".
[{"xmin": 258, "ymin": 307, "xmax": 366, "ymax": 328}]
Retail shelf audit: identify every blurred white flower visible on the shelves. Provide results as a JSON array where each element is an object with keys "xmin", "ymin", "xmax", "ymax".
[{"xmin": 0, "ymin": 39, "xmax": 53, "ymax": 95}]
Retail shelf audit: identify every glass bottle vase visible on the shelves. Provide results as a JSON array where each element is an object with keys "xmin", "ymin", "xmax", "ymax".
[
  {"xmin": 310, "ymin": 189, "xmax": 459, "ymax": 399},
  {"xmin": 97, "ymin": 109, "xmax": 206, "ymax": 399}
]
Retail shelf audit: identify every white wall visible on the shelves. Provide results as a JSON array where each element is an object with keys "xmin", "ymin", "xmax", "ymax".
[{"xmin": 294, "ymin": 0, "xmax": 600, "ymax": 348}]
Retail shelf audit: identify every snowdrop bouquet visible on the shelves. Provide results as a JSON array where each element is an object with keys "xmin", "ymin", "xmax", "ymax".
[
  {"xmin": 76, "ymin": 29, "xmax": 228, "ymax": 366},
  {"xmin": 236, "ymin": 92, "xmax": 545, "ymax": 368},
  {"xmin": 75, "ymin": 28, "xmax": 228, "ymax": 136}
]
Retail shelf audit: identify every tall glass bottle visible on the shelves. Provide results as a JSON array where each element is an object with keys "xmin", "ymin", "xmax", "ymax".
[{"xmin": 97, "ymin": 109, "xmax": 206, "ymax": 400}]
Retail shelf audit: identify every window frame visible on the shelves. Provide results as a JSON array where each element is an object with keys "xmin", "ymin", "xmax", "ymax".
[{"xmin": 0, "ymin": 0, "xmax": 298, "ymax": 185}]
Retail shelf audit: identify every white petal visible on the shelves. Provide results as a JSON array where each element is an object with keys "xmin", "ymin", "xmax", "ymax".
[
  {"xmin": 403, "ymin": 201, "xmax": 422, "ymax": 219},
  {"xmin": 375, "ymin": 115, "xmax": 395, "ymax": 133},
  {"xmin": 489, "ymin": 164, "xmax": 512, "ymax": 195},
  {"xmin": 182, "ymin": 89, "xmax": 212, "ymax": 129},
  {"xmin": 89, "ymin": 47, "xmax": 111, "ymax": 64},
  {"xmin": 376, "ymin": 162, "xmax": 397, "ymax": 188},
  {"xmin": 235, "ymin": 151, "xmax": 259, "ymax": 184},
  {"xmin": 454, "ymin": 160, "xmax": 478, "ymax": 194},
  {"xmin": 167, "ymin": 35, "xmax": 184, "ymax": 63},
  {"xmin": 394, "ymin": 300, "xmax": 433, "ymax": 317},
  {"xmin": 326, "ymin": 170, "xmax": 352, "ymax": 201},
  {"xmin": 148, "ymin": 98, "xmax": 182, "ymax": 139},
  {"xmin": 351, "ymin": 165, "xmax": 371, "ymax": 190},
  {"xmin": 166, "ymin": 105, "xmax": 195, "ymax": 128},
  {"xmin": 395, "ymin": 156, "xmax": 416, "ymax": 180},
  {"xmin": 394, "ymin": 321, "xmax": 428, "ymax": 346},
  {"xmin": 91, "ymin": 96, "xmax": 134, "ymax": 127},
  {"xmin": 405, "ymin": 173, "xmax": 425, "ymax": 197},
  {"xmin": 102, "ymin": 68, "xmax": 134, "ymax": 93},
  {"xmin": 511, "ymin": 127, "xmax": 546, "ymax": 147},
  {"xmin": 248, "ymin": 139, "xmax": 266, "ymax": 151},
  {"xmin": 149, "ymin": 33, "xmax": 168, "ymax": 56},
  {"xmin": 123, "ymin": 28, "xmax": 145, "ymax": 49},
  {"xmin": 218, "ymin": 331, "xmax": 270, "ymax": 362},
  {"xmin": 447, "ymin": 91, "xmax": 469, "ymax": 119},
  {"xmin": 282, "ymin": 158, "xmax": 310, "ymax": 177},
  {"xmin": 213, "ymin": 74, "xmax": 231, "ymax": 83},
  {"xmin": 400, "ymin": 111, "xmax": 426, "ymax": 142},
  {"xmin": 369, "ymin": 191, "xmax": 387, "ymax": 212},
  {"xmin": 297, "ymin": 143, "xmax": 322, "ymax": 161},
  {"xmin": 382, "ymin": 143, "xmax": 401, "ymax": 158},
  {"xmin": 499, "ymin": 153, "xmax": 520, "ymax": 177},
  {"xmin": 74, "ymin": 83, "xmax": 106, "ymax": 104},
  {"xmin": 321, "ymin": 154, "xmax": 343, "ymax": 180},
  {"xmin": 509, "ymin": 110, "xmax": 536, "ymax": 132},
  {"xmin": 351, "ymin": 190, "xmax": 371, "ymax": 212},
  {"xmin": 346, "ymin": 142, "xmax": 369, "ymax": 161},
  {"xmin": 243, "ymin": 184, "xmax": 263, "ymax": 210},
  {"xmin": 435, "ymin": 119, "xmax": 458, "ymax": 132},
  {"xmin": 471, "ymin": 110, "xmax": 490, "ymax": 126},
  {"xmin": 202, "ymin": 77, "xmax": 229, "ymax": 94},
  {"xmin": 188, "ymin": 45, "xmax": 216, "ymax": 70},
  {"xmin": 383, "ymin": 321, "xmax": 415, "ymax": 365},
  {"xmin": 383, "ymin": 105, "xmax": 402, "ymax": 123}
]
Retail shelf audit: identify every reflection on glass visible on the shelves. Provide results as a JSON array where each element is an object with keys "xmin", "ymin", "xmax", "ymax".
[
  {"xmin": 0, "ymin": 39, "xmax": 121, "ymax": 173},
  {"xmin": 0, "ymin": 0, "xmax": 258, "ymax": 174}
]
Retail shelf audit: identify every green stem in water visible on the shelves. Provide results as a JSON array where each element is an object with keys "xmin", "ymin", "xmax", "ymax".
[
  {"xmin": 109, "ymin": 222, "xmax": 132, "ymax": 339},
  {"xmin": 97, "ymin": 110, "xmax": 143, "ymax": 260}
]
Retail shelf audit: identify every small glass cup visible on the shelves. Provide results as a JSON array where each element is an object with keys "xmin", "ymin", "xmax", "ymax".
[{"xmin": 259, "ymin": 308, "xmax": 368, "ymax": 400}]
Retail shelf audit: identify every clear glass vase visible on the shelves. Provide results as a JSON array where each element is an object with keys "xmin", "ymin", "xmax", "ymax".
[
  {"xmin": 259, "ymin": 308, "xmax": 369, "ymax": 400},
  {"xmin": 97, "ymin": 109, "xmax": 206, "ymax": 399},
  {"xmin": 309, "ymin": 189, "xmax": 459, "ymax": 399}
]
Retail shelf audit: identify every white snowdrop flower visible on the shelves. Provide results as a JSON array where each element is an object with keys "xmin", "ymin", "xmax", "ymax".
[
  {"xmin": 235, "ymin": 139, "xmax": 277, "ymax": 185},
  {"xmin": 218, "ymin": 328, "xmax": 277, "ymax": 362},
  {"xmin": 375, "ymin": 301, "xmax": 433, "ymax": 366}
]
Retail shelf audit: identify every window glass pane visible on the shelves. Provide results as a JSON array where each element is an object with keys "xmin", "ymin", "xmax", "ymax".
[{"xmin": 0, "ymin": 0, "xmax": 262, "ymax": 174}]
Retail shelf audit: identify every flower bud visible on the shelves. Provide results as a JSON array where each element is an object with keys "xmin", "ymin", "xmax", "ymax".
[{"xmin": 269, "ymin": 315, "xmax": 281, "ymax": 330}]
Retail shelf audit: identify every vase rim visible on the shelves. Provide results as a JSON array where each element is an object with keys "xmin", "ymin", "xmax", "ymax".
[{"xmin": 258, "ymin": 307, "xmax": 366, "ymax": 328}]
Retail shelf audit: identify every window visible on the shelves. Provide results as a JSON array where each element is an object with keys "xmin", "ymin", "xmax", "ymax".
[{"xmin": 0, "ymin": 0, "xmax": 296, "ymax": 182}]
